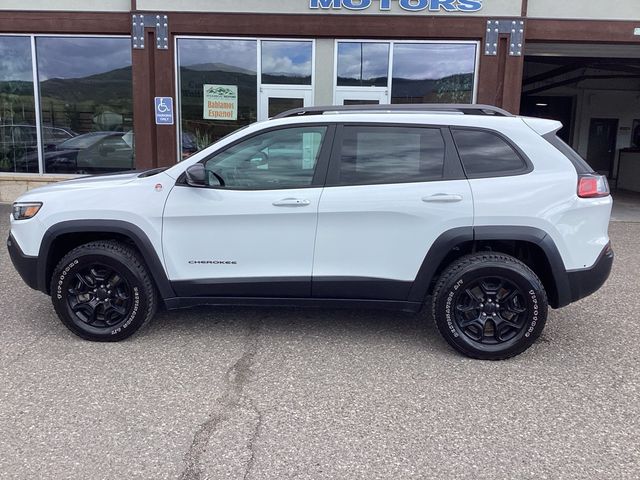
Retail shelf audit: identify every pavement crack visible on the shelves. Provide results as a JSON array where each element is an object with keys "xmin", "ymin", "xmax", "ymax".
[
  {"xmin": 179, "ymin": 319, "xmax": 261, "ymax": 480},
  {"xmin": 243, "ymin": 398, "xmax": 263, "ymax": 480}
]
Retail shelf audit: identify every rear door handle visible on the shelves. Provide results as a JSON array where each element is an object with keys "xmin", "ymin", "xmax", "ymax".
[
  {"xmin": 422, "ymin": 194, "xmax": 464, "ymax": 203},
  {"xmin": 273, "ymin": 198, "xmax": 311, "ymax": 207}
]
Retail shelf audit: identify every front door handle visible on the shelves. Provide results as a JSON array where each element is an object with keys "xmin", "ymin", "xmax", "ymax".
[
  {"xmin": 422, "ymin": 193, "xmax": 464, "ymax": 203},
  {"xmin": 273, "ymin": 198, "xmax": 311, "ymax": 207}
]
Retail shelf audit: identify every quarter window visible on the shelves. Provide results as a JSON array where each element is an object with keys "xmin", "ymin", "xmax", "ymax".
[
  {"xmin": 452, "ymin": 129, "xmax": 527, "ymax": 177},
  {"xmin": 335, "ymin": 126, "xmax": 446, "ymax": 186},
  {"xmin": 204, "ymin": 126, "xmax": 327, "ymax": 189}
]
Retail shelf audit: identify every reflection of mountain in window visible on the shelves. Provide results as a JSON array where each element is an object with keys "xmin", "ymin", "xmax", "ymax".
[{"xmin": 391, "ymin": 43, "xmax": 477, "ymax": 104}]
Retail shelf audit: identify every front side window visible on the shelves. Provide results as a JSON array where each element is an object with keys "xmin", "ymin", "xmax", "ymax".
[
  {"xmin": 452, "ymin": 129, "xmax": 527, "ymax": 177},
  {"xmin": 36, "ymin": 36, "xmax": 134, "ymax": 174},
  {"xmin": 204, "ymin": 126, "xmax": 327, "ymax": 189},
  {"xmin": 335, "ymin": 126, "xmax": 446, "ymax": 186}
]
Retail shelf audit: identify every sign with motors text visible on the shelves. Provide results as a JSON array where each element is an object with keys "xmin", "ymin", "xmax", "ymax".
[
  {"xmin": 203, "ymin": 85, "xmax": 238, "ymax": 121},
  {"xmin": 154, "ymin": 97, "xmax": 174, "ymax": 125},
  {"xmin": 310, "ymin": 0, "xmax": 483, "ymax": 12}
]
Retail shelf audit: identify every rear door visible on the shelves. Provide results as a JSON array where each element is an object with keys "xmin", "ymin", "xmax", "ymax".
[{"xmin": 312, "ymin": 123, "xmax": 473, "ymax": 301}]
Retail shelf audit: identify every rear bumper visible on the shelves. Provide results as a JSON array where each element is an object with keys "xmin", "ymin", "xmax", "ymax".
[
  {"xmin": 7, "ymin": 234, "xmax": 39, "ymax": 291},
  {"xmin": 566, "ymin": 243, "xmax": 614, "ymax": 304}
]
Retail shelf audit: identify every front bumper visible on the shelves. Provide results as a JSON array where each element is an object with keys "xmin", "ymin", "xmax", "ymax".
[
  {"xmin": 567, "ymin": 243, "xmax": 614, "ymax": 304},
  {"xmin": 7, "ymin": 234, "xmax": 39, "ymax": 291}
]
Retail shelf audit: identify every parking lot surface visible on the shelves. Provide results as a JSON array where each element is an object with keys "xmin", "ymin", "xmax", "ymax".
[{"xmin": 0, "ymin": 203, "xmax": 639, "ymax": 480}]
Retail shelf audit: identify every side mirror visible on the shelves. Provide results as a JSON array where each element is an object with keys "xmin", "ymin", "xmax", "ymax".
[{"xmin": 185, "ymin": 163, "xmax": 207, "ymax": 187}]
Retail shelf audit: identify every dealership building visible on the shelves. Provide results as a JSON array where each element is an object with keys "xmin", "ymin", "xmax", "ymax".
[{"xmin": 1, "ymin": 0, "xmax": 640, "ymax": 201}]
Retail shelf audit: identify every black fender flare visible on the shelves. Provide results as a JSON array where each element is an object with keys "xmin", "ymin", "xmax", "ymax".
[
  {"xmin": 38, "ymin": 220, "xmax": 175, "ymax": 300},
  {"xmin": 408, "ymin": 226, "xmax": 572, "ymax": 308}
]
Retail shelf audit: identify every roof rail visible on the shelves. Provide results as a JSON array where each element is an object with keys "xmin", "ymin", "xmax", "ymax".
[{"xmin": 273, "ymin": 104, "xmax": 513, "ymax": 119}]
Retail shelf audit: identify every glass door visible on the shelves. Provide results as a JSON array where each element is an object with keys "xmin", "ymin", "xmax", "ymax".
[
  {"xmin": 335, "ymin": 88, "xmax": 389, "ymax": 106},
  {"xmin": 259, "ymin": 87, "xmax": 313, "ymax": 121}
]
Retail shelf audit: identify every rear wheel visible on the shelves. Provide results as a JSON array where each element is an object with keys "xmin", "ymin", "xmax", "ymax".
[
  {"xmin": 432, "ymin": 252, "xmax": 548, "ymax": 360},
  {"xmin": 51, "ymin": 240, "xmax": 157, "ymax": 341}
]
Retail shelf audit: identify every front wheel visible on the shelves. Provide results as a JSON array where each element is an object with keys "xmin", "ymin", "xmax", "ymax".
[
  {"xmin": 51, "ymin": 240, "xmax": 157, "ymax": 341},
  {"xmin": 432, "ymin": 253, "xmax": 548, "ymax": 360}
]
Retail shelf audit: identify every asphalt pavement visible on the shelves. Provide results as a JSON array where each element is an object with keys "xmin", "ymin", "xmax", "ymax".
[{"xmin": 0, "ymin": 203, "xmax": 638, "ymax": 479}]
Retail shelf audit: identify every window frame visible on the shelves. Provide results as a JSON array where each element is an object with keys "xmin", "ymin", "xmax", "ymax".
[
  {"xmin": 178, "ymin": 123, "xmax": 336, "ymax": 191},
  {"xmin": 450, "ymin": 126, "xmax": 534, "ymax": 179},
  {"xmin": 333, "ymin": 39, "xmax": 481, "ymax": 106},
  {"xmin": 324, "ymin": 122, "xmax": 465, "ymax": 188},
  {"xmin": 174, "ymin": 36, "xmax": 316, "ymax": 163},
  {"xmin": 0, "ymin": 33, "xmax": 132, "ymax": 177}
]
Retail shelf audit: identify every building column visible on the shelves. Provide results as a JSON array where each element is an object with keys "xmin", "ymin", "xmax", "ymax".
[
  {"xmin": 131, "ymin": 13, "xmax": 177, "ymax": 170},
  {"xmin": 477, "ymin": 22, "xmax": 525, "ymax": 114}
]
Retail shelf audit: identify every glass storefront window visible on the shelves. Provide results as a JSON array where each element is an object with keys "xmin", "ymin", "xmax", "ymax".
[
  {"xmin": 337, "ymin": 42, "xmax": 390, "ymax": 87},
  {"xmin": 178, "ymin": 39, "xmax": 258, "ymax": 157},
  {"xmin": 36, "ymin": 37, "xmax": 134, "ymax": 174},
  {"xmin": 0, "ymin": 36, "xmax": 38, "ymax": 173},
  {"xmin": 261, "ymin": 41, "xmax": 312, "ymax": 85},
  {"xmin": 391, "ymin": 43, "xmax": 477, "ymax": 104}
]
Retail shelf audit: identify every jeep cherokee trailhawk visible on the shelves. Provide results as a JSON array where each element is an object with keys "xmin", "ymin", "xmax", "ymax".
[{"xmin": 7, "ymin": 104, "xmax": 614, "ymax": 359}]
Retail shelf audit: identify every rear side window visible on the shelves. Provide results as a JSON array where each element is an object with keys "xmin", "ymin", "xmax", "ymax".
[
  {"xmin": 543, "ymin": 133, "xmax": 593, "ymax": 174},
  {"xmin": 452, "ymin": 129, "xmax": 528, "ymax": 177},
  {"xmin": 336, "ymin": 125, "xmax": 445, "ymax": 185}
]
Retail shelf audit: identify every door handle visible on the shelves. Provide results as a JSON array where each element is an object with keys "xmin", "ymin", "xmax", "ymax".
[
  {"xmin": 272, "ymin": 198, "xmax": 311, "ymax": 207},
  {"xmin": 422, "ymin": 193, "xmax": 464, "ymax": 203}
]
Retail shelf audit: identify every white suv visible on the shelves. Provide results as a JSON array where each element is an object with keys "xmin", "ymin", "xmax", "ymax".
[{"xmin": 7, "ymin": 104, "xmax": 613, "ymax": 360}]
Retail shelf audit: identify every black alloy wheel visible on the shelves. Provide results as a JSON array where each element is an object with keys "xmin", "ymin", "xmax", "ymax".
[
  {"xmin": 453, "ymin": 276, "xmax": 528, "ymax": 345},
  {"xmin": 66, "ymin": 264, "xmax": 132, "ymax": 329},
  {"xmin": 432, "ymin": 252, "xmax": 548, "ymax": 360},
  {"xmin": 51, "ymin": 240, "xmax": 157, "ymax": 341}
]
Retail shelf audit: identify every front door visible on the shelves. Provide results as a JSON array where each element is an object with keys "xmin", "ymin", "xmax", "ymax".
[
  {"xmin": 162, "ymin": 124, "xmax": 333, "ymax": 298},
  {"xmin": 259, "ymin": 87, "xmax": 313, "ymax": 121},
  {"xmin": 587, "ymin": 118, "xmax": 618, "ymax": 176},
  {"xmin": 335, "ymin": 88, "xmax": 389, "ymax": 106}
]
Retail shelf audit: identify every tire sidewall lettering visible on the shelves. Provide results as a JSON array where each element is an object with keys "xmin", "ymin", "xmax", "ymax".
[
  {"xmin": 444, "ymin": 279, "xmax": 464, "ymax": 338},
  {"xmin": 56, "ymin": 259, "xmax": 79, "ymax": 300}
]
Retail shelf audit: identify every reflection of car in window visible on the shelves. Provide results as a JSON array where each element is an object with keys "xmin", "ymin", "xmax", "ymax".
[
  {"xmin": 17, "ymin": 131, "xmax": 135, "ymax": 174},
  {"xmin": 0, "ymin": 125, "xmax": 76, "ymax": 172}
]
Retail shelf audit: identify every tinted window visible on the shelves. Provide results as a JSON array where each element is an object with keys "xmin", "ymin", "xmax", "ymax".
[
  {"xmin": 391, "ymin": 43, "xmax": 477, "ymax": 104},
  {"xmin": 452, "ymin": 129, "xmax": 526, "ymax": 177},
  {"xmin": 177, "ymin": 38, "xmax": 258, "ymax": 155},
  {"xmin": 36, "ymin": 36, "xmax": 134, "ymax": 174},
  {"xmin": 261, "ymin": 41, "xmax": 312, "ymax": 85},
  {"xmin": 336, "ymin": 126, "xmax": 445, "ymax": 185},
  {"xmin": 0, "ymin": 36, "xmax": 37, "ymax": 173},
  {"xmin": 337, "ymin": 42, "xmax": 390, "ymax": 88},
  {"xmin": 204, "ymin": 126, "xmax": 326, "ymax": 189}
]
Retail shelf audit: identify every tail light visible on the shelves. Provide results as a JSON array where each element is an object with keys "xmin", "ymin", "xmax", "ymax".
[{"xmin": 578, "ymin": 174, "xmax": 610, "ymax": 198}]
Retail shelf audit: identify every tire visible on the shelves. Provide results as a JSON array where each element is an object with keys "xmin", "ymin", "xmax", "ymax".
[
  {"xmin": 432, "ymin": 252, "xmax": 548, "ymax": 360},
  {"xmin": 51, "ymin": 240, "xmax": 157, "ymax": 342}
]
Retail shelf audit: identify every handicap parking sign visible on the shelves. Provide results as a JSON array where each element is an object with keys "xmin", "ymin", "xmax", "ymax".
[{"xmin": 155, "ymin": 97, "xmax": 174, "ymax": 125}]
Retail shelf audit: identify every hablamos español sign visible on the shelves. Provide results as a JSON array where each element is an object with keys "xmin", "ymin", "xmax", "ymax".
[{"xmin": 310, "ymin": 0, "xmax": 483, "ymax": 11}]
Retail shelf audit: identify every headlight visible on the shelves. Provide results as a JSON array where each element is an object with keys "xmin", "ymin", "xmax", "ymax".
[{"xmin": 12, "ymin": 202, "xmax": 42, "ymax": 221}]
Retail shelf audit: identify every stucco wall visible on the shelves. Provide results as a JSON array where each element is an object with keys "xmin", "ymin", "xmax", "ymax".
[{"xmin": 527, "ymin": 0, "xmax": 640, "ymax": 21}]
